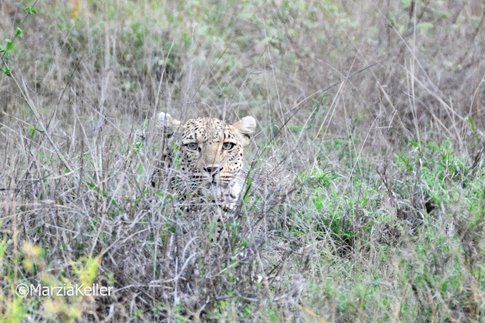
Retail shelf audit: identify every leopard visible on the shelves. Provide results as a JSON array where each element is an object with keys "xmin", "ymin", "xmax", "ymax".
[{"xmin": 151, "ymin": 112, "xmax": 257, "ymax": 213}]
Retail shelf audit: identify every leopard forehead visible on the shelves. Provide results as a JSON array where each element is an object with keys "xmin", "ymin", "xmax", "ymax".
[{"xmin": 181, "ymin": 117, "xmax": 239, "ymax": 142}]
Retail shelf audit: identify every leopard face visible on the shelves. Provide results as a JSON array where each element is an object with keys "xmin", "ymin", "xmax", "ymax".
[{"xmin": 156, "ymin": 113, "xmax": 256, "ymax": 207}]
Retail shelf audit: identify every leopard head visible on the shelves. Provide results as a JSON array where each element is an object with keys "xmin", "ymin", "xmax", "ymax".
[{"xmin": 158, "ymin": 113, "xmax": 256, "ymax": 196}]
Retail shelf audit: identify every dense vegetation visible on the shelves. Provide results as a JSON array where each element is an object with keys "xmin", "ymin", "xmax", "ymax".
[{"xmin": 0, "ymin": 0, "xmax": 483, "ymax": 321}]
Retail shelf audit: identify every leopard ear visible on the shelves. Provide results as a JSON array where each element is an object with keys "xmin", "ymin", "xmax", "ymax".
[
  {"xmin": 157, "ymin": 112, "xmax": 181, "ymax": 137},
  {"xmin": 158, "ymin": 112, "xmax": 181, "ymax": 128},
  {"xmin": 232, "ymin": 116, "xmax": 256, "ymax": 136},
  {"xmin": 232, "ymin": 116, "xmax": 256, "ymax": 146}
]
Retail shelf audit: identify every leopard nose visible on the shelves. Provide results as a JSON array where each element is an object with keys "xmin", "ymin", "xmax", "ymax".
[{"xmin": 204, "ymin": 166, "xmax": 223, "ymax": 175}]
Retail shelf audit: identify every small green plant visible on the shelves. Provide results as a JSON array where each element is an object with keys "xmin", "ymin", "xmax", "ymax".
[
  {"xmin": 1, "ymin": 4, "xmax": 38, "ymax": 77},
  {"xmin": 0, "ymin": 37, "xmax": 17, "ymax": 76}
]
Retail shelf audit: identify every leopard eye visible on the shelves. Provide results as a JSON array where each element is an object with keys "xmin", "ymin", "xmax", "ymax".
[
  {"xmin": 185, "ymin": 143, "xmax": 199, "ymax": 151},
  {"xmin": 222, "ymin": 142, "xmax": 236, "ymax": 150}
]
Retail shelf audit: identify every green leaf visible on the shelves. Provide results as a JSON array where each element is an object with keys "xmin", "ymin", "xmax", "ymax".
[
  {"xmin": 28, "ymin": 126, "xmax": 45, "ymax": 138},
  {"xmin": 2, "ymin": 66, "xmax": 12, "ymax": 77},
  {"xmin": 313, "ymin": 193, "xmax": 324, "ymax": 212},
  {"xmin": 133, "ymin": 141, "xmax": 144, "ymax": 153},
  {"xmin": 15, "ymin": 28, "xmax": 24, "ymax": 39},
  {"xmin": 468, "ymin": 116, "xmax": 477, "ymax": 133},
  {"xmin": 29, "ymin": 126, "xmax": 36, "ymax": 139},
  {"xmin": 5, "ymin": 39, "xmax": 16, "ymax": 52},
  {"xmin": 23, "ymin": 6, "xmax": 38, "ymax": 15}
]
